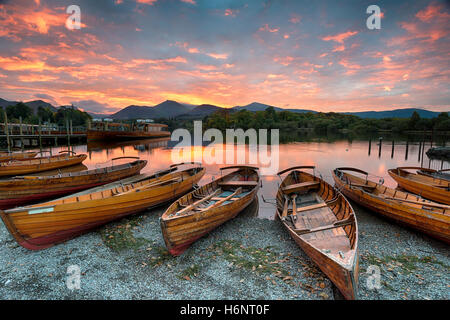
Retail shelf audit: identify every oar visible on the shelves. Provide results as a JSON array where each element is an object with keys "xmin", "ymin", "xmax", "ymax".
[
  {"xmin": 291, "ymin": 194, "xmax": 298, "ymax": 221},
  {"xmin": 281, "ymin": 195, "xmax": 289, "ymax": 219},
  {"xmin": 176, "ymin": 189, "xmax": 222, "ymax": 215},
  {"xmin": 207, "ymin": 187, "xmax": 242, "ymax": 210}
]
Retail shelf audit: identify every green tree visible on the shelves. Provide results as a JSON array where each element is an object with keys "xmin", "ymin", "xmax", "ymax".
[{"xmin": 6, "ymin": 102, "xmax": 32, "ymax": 120}]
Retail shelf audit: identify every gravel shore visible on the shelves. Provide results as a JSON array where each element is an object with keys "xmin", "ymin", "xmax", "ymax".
[{"xmin": 0, "ymin": 198, "xmax": 448, "ymax": 300}]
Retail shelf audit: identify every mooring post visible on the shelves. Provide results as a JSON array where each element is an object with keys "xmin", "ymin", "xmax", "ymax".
[
  {"xmin": 378, "ymin": 137, "xmax": 382, "ymax": 158},
  {"xmin": 391, "ymin": 140, "xmax": 395, "ymax": 158},
  {"xmin": 3, "ymin": 109, "xmax": 10, "ymax": 153},
  {"xmin": 418, "ymin": 140, "xmax": 422, "ymax": 162},
  {"xmin": 38, "ymin": 117, "xmax": 42, "ymax": 154},
  {"xmin": 421, "ymin": 137, "xmax": 425, "ymax": 168},
  {"xmin": 66, "ymin": 118, "xmax": 71, "ymax": 150},
  {"xmin": 405, "ymin": 140, "xmax": 409, "ymax": 160},
  {"xmin": 368, "ymin": 138, "xmax": 371, "ymax": 156}
]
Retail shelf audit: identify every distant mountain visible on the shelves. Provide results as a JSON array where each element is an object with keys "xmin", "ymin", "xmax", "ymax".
[
  {"xmin": 233, "ymin": 102, "xmax": 316, "ymax": 114},
  {"xmin": 0, "ymin": 98, "xmax": 16, "ymax": 109},
  {"xmin": 0, "ymin": 98, "xmax": 58, "ymax": 114},
  {"xmin": 111, "ymin": 105, "xmax": 159, "ymax": 120},
  {"xmin": 177, "ymin": 104, "xmax": 227, "ymax": 119},
  {"xmin": 24, "ymin": 100, "xmax": 58, "ymax": 114},
  {"xmin": 1, "ymin": 97, "xmax": 446, "ymax": 120},
  {"xmin": 345, "ymin": 108, "xmax": 443, "ymax": 119},
  {"xmin": 152, "ymin": 100, "xmax": 191, "ymax": 118},
  {"xmin": 110, "ymin": 100, "xmax": 191, "ymax": 120},
  {"xmin": 233, "ymin": 102, "xmax": 283, "ymax": 112}
]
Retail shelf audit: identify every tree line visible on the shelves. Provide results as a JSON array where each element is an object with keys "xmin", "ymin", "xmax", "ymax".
[{"xmin": 0, "ymin": 102, "xmax": 92, "ymax": 127}]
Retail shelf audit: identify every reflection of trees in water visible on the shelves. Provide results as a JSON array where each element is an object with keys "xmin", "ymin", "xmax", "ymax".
[{"xmin": 87, "ymin": 137, "xmax": 170, "ymax": 152}]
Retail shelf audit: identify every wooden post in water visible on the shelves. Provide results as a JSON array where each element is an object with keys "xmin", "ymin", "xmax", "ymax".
[
  {"xmin": 19, "ymin": 116, "xmax": 24, "ymax": 151},
  {"xmin": 38, "ymin": 117, "xmax": 42, "ymax": 154},
  {"xmin": 418, "ymin": 140, "xmax": 422, "ymax": 162},
  {"xmin": 378, "ymin": 137, "xmax": 382, "ymax": 158},
  {"xmin": 368, "ymin": 139, "xmax": 371, "ymax": 156},
  {"xmin": 405, "ymin": 140, "xmax": 409, "ymax": 161},
  {"xmin": 66, "ymin": 118, "xmax": 71, "ymax": 151},
  {"xmin": 69, "ymin": 119, "xmax": 73, "ymax": 152},
  {"xmin": 391, "ymin": 140, "xmax": 395, "ymax": 158},
  {"xmin": 3, "ymin": 109, "xmax": 11, "ymax": 153},
  {"xmin": 421, "ymin": 138, "xmax": 425, "ymax": 168}
]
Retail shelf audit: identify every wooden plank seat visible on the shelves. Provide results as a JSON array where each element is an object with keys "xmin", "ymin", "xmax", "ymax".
[
  {"xmin": 218, "ymin": 180, "xmax": 258, "ymax": 187},
  {"xmin": 294, "ymin": 215, "xmax": 355, "ymax": 235},
  {"xmin": 282, "ymin": 181, "xmax": 320, "ymax": 194}
]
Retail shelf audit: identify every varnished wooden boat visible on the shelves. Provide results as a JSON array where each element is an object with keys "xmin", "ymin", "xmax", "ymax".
[
  {"xmin": 0, "ymin": 162, "xmax": 205, "ymax": 250},
  {"xmin": 0, "ymin": 157, "xmax": 147, "ymax": 209},
  {"xmin": 161, "ymin": 166, "xmax": 260, "ymax": 256},
  {"xmin": 388, "ymin": 167, "xmax": 450, "ymax": 205},
  {"xmin": 0, "ymin": 151, "xmax": 38, "ymax": 162},
  {"xmin": 276, "ymin": 166, "xmax": 358, "ymax": 300},
  {"xmin": 333, "ymin": 167, "xmax": 450, "ymax": 244},
  {"xmin": 0, "ymin": 151, "xmax": 87, "ymax": 177}
]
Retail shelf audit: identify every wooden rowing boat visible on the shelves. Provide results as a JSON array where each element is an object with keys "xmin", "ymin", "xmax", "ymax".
[
  {"xmin": 276, "ymin": 166, "xmax": 358, "ymax": 300},
  {"xmin": 0, "ymin": 162, "xmax": 205, "ymax": 250},
  {"xmin": 0, "ymin": 151, "xmax": 38, "ymax": 162},
  {"xmin": 333, "ymin": 167, "xmax": 450, "ymax": 244},
  {"xmin": 0, "ymin": 157, "xmax": 147, "ymax": 209},
  {"xmin": 0, "ymin": 151, "xmax": 87, "ymax": 177},
  {"xmin": 161, "ymin": 166, "xmax": 260, "ymax": 256},
  {"xmin": 388, "ymin": 167, "xmax": 450, "ymax": 205}
]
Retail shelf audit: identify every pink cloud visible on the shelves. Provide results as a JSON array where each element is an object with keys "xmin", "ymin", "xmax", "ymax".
[{"xmin": 322, "ymin": 30, "xmax": 358, "ymax": 43}]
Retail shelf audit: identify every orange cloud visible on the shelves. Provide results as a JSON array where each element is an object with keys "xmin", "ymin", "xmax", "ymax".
[
  {"xmin": 207, "ymin": 53, "xmax": 228, "ymax": 60},
  {"xmin": 322, "ymin": 30, "xmax": 358, "ymax": 43},
  {"xmin": 416, "ymin": 3, "xmax": 450, "ymax": 22}
]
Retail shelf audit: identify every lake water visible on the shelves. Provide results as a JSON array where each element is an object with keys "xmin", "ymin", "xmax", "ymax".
[{"xmin": 40, "ymin": 136, "xmax": 449, "ymax": 219}]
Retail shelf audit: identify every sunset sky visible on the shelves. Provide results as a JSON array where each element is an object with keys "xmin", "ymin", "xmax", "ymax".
[{"xmin": 0, "ymin": 0, "xmax": 449, "ymax": 114}]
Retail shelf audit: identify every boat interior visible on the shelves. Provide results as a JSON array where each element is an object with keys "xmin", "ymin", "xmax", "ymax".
[
  {"xmin": 168, "ymin": 167, "xmax": 259, "ymax": 218},
  {"xmin": 278, "ymin": 168, "xmax": 357, "ymax": 261},
  {"xmin": 6, "ymin": 164, "xmax": 204, "ymax": 211},
  {"xmin": 335, "ymin": 168, "xmax": 450, "ymax": 213}
]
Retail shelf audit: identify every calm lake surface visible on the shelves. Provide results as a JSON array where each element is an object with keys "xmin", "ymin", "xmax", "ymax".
[{"xmin": 39, "ymin": 136, "xmax": 449, "ymax": 219}]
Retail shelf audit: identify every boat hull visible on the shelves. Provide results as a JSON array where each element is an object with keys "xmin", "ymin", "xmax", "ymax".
[
  {"xmin": 161, "ymin": 167, "xmax": 260, "ymax": 255},
  {"xmin": 0, "ymin": 166, "xmax": 205, "ymax": 250},
  {"xmin": 0, "ymin": 160, "xmax": 147, "ymax": 209},
  {"xmin": 0, "ymin": 154, "xmax": 87, "ymax": 176},
  {"xmin": 280, "ymin": 217, "xmax": 358, "ymax": 300},
  {"xmin": 276, "ymin": 168, "xmax": 358, "ymax": 300},
  {"xmin": 333, "ymin": 171, "xmax": 450, "ymax": 244},
  {"xmin": 388, "ymin": 169, "xmax": 450, "ymax": 205},
  {"xmin": 0, "ymin": 152, "xmax": 38, "ymax": 162}
]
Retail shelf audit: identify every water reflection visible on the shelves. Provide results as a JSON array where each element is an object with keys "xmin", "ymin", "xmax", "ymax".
[{"xmin": 35, "ymin": 138, "xmax": 449, "ymax": 219}]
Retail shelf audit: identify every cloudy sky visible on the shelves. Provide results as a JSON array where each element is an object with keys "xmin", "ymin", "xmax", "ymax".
[{"xmin": 0, "ymin": 0, "xmax": 449, "ymax": 114}]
